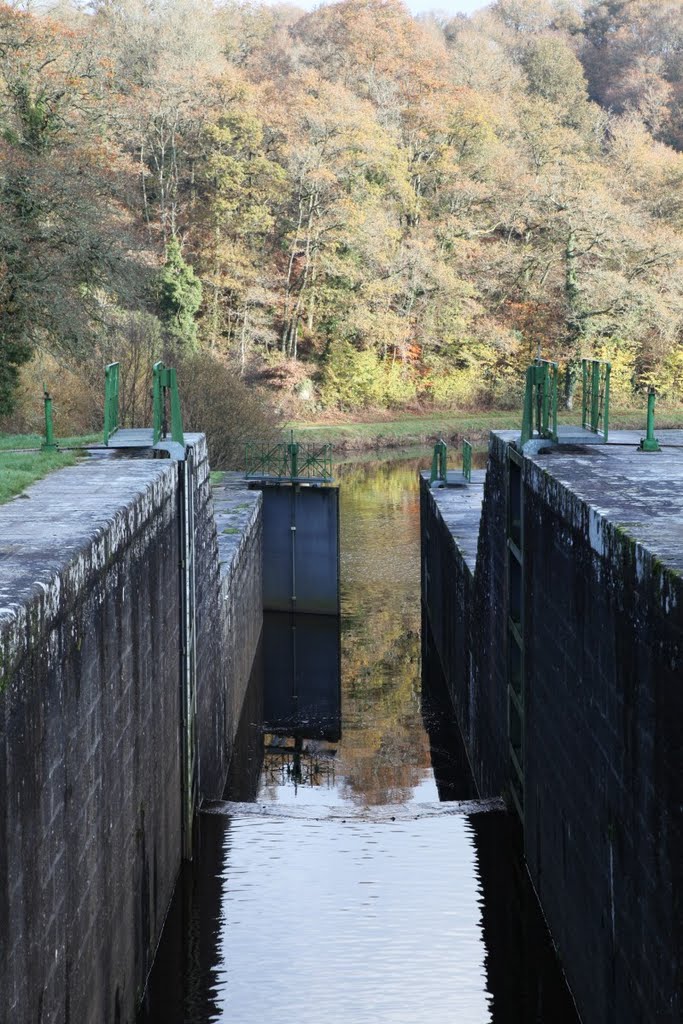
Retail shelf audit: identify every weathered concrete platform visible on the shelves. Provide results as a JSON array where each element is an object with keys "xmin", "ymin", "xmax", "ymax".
[
  {"xmin": 557, "ymin": 425, "xmax": 683, "ymax": 446},
  {"xmin": 421, "ymin": 427, "xmax": 683, "ymax": 1024},
  {"xmin": 103, "ymin": 427, "xmax": 188, "ymax": 459},
  {"xmin": 0, "ymin": 460, "xmax": 176, "ymax": 625},
  {"xmin": 423, "ymin": 470, "xmax": 485, "ymax": 573},
  {"xmin": 104, "ymin": 427, "xmax": 155, "ymax": 447},
  {"xmin": 428, "ymin": 430, "xmax": 683, "ymax": 575},
  {"xmin": 212, "ymin": 472, "xmax": 261, "ymax": 569},
  {"xmin": 525, "ymin": 436, "xmax": 683, "ymax": 570}
]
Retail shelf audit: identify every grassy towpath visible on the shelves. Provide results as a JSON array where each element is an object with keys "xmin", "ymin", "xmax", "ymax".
[
  {"xmin": 286, "ymin": 411, "xmax": 518, "ymax": 451},
  {"xmin": 287, "ymin": 407, "xmax": 683, "ymax": 452},
  {"xmin": 0, "ymin": 433, "xmax": 98, "ymax": 504}
]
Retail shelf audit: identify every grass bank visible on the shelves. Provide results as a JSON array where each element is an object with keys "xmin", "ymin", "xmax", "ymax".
[
  {"xmin": 0, "ymin": 433, "xmax": 98, "ymax": 504},
  {"xmin": 286, "ymin": 411, "xmax": 518, "ymax": 451},
  {"xmin": 287, "ymin": 407, "xmax": 683, "ymax": 452}
]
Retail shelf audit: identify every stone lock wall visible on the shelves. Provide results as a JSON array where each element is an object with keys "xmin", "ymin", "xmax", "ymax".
[
  {"xmin": 0, "ymin": 440, "xmax": 263, "ymax": 1024},
  {"xmin": 522, "ymin": 459, "xmax": 682, "ymax": 1024},
  {"xmin": 0, "ymin": 461, "xmax": 182, "ymax": 1024},
  {"xmin": 420, "ymin": 449, "xmax": 508, "ymax": 797},
  {"xmin": 195, "ymin": 466, "xmax": 262, "ymax": 799},
  {"xmin": 421, "ymin": 433, "xmax": 682, "ymax": 1024}
]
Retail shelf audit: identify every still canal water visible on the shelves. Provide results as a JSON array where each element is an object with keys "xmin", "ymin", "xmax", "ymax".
[{"xmin": 139, "ymin": 453, "xmax": 579, "ymax": 1024}]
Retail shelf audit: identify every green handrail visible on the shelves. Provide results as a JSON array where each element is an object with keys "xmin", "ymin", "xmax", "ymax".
[
  {"xmin": 581, "ymin": 359, "xmax": 610, "ymax": 441},
  {"xmin": 430, "ymin": 439, "xmax": 448, "ymax": 484},
  {"xmin": 245, "ymin": 439, "xmax": 333, "ymax": 481},
  {"xmin": 536, "ymin": 358, "xmax": 558, "ymax": 440},
  {"xmin": 153, "ymin": 361, "xmax": 184, "ymax": 446},
  {"xmin": 462, "ymin": 439, "xmax": 472, "ymax": 482},
  {"xmin": 103, "ymin": 362, "xmax": 120, "ymax": 444},
  {"xmin": 152, "ymin": 361, "xmax": 163, "ymax": 442},
  {"xmin": 168, "ymin": 367, "xmax": 184, "ymax": 445},
  {"xmin": 521, "ymin": 360, "xmax": 558, "ymax": 446}
]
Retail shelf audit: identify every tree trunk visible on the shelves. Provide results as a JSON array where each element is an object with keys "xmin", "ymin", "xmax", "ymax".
[
  {"xmin": 564, "ymin": 229, "xmax": 581, "ymax": 409},
  {"xmin": 240, "ymin": 305, "xmax": 248, "ymax": 374}
]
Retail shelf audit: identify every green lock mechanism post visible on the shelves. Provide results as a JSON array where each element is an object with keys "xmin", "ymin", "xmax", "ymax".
[{"xmin": 639, "ymin": 388, "xmax": 661, "ymax": 453}]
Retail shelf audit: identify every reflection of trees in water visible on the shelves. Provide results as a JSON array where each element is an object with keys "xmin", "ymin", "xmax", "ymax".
[
  {"xmin": 337, "ymin": 457, "xmax": 432, "ymax": 806},
  {"xmin": 340, "ymin": 626, "xmax": 431, "ymax": 806},
  {"xmin": 260, "ymin": 737, "xmax": 338, "ymax": 797}
]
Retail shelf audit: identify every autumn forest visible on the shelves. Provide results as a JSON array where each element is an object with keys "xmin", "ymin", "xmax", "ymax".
[{"xmin": 2, "ymin": 0, "xmax": 683, "ymax": 435}]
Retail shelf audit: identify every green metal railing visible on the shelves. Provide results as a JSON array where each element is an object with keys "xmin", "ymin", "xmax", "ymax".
[
  {"xmin": 153, "ymin": 361, "xmax": 185, "ymax": 446},
  {"xmin": 582, "ymin": 358, "xmax": 610, "ymax": 442},
  {"xmin": 462, "ymin": 439, "xmax": 472, "ymax": 483},
  {"xmin": 245, "ymin": 437, "xmax": 333, "ymax": 481},
  {"xmin": 639, "ymin": 387, "xmax": 661, "ymax": 452},
  {"xmin": 429, "ymin": 439, "xmax": 448, "ymax": 484},
  {"xmin": 520, "ymin": 359, "xmax": 558, "ymax": 446},
  {"xmin": 103, "ymin": 362, "xmax": 120, "ymax": 444}
]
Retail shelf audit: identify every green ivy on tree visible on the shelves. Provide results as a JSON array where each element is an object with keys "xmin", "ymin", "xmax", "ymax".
[{"xmin": 158, "ymin": 238, "xmax": 203, "ymax": 352}]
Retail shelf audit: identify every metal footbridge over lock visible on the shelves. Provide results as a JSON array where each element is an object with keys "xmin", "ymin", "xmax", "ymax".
[
  {"xmin": 103, "ymin": 360, "xmax": 186, "ymax": 457},
  {"xmin": 429, "ymin": 438, "xmax": 473, "ymax": 487},
  {"xmin": 244, "ymin": 435, "xmax": 333, "ymax": 485},
  {"xmin": 520, "ymin": 357, "xmax": 613, "ymax": 447}
]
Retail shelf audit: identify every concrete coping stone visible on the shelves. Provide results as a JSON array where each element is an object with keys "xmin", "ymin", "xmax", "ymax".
[
  {"xmin": 421, "ymin": 471, "xmax": 485, "ymax": 575},
  {"xmin": 0, "ymin": 459, "xmax": 178, "ymax": 615},
  {"xmin": 492, "ymin": 429, "xmax": 683, "ymax": 575},
  {"xmin": 211, "ymin": 473, "xmax": 262, "ymax": 582},
  {"xmin": 0, "ymin": 457, "xmax": 180, "ymax": 681}
]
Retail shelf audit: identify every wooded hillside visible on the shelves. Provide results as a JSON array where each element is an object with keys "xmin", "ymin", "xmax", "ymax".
[{"xmin": 1, "ymin": 0, "xmax": 683, "ymax": 425}]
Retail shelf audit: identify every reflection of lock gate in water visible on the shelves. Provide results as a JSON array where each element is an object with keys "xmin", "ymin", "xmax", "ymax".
[
  {"xmin": 261, "ymin": 611, "xmax": 342, "ymax": 743},
  {"xmin": 262, "ymin": 738, "xmax": 338, "ymax": 791}
]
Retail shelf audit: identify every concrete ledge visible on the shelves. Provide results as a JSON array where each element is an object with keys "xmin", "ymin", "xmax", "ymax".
[
  {"xmin": 0, "ymin": 459, "xmax": 178, "ymax": 687},
  {"xmin": 212, "ymin": 473, "xmax": 262, "ymax": 576},
  {"xmin": 422, "ymin": 470, "xmax": 485, "ymax": 575}
]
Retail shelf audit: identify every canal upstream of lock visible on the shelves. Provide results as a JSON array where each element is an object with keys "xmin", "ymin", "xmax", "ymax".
[{"xmin": 138, "ymin": 452, "xmax": 580, "ymax": 1024}]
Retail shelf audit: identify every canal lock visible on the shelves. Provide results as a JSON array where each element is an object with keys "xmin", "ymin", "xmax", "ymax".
[{"xmin": 138, "ymin": 455, "xmax": 579, "ymax": 1024}]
